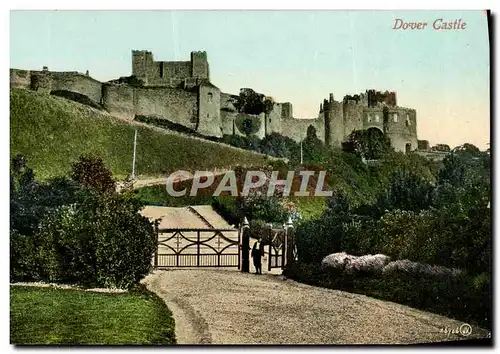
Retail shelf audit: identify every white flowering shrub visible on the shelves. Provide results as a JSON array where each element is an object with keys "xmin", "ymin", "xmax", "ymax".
[
  {"xmin": 344, "ymin": 254, "xmax": 391, "ymax": 275},
  {"xmin": 321, "ymin": 252, "xmax": 358, "ymax": 270}
]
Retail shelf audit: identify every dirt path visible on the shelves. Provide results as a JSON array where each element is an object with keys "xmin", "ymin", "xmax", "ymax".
[{"xmin": 142, "ymin": 268, "xmax": 488, "ymax": 344}]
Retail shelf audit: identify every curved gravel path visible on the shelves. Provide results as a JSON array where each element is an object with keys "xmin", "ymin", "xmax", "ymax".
[{"xmin": 142, "ymin": 269, "xmax": 488, "ymax": 345}]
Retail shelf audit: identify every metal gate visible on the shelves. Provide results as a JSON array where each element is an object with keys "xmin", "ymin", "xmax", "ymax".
[
  {"xmin": 267, "ymin": 225, "xmax": 295, "ymax": 271},
  {"xmin": 154, "ymin": 227, "xmax": 241, "ymax": 268}
]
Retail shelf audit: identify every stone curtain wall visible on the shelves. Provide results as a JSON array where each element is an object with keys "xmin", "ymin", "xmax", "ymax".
[
  {"xmin": 103, "ymin": 84, "xmax": 202, "ymax": 131},
  {"xmin": 13, "ymin": 70, "xmax": 103, "ymax": 106},
  {"xmin": 48, "ymin": 72, "xmax": 102, "ymax": 105},
  {"xmin": 134, "ymin": 87, "xmax": 198, "ymax": 130},
  {"xmin": 102, "ymin": 84, "xmax": 135, "ymax": 119},
  {"xmin": 265, "ymin": 102, "xmax": 283, "ymax": 136},
  {"xmin": 280, "ymin": 117, "xmax": 320, "ymax": 143},
  {"xmin": 221, "ymin": 111, "xmax": 237, "ymax": 135}
]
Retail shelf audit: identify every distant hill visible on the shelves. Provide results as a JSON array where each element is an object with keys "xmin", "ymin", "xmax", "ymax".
[{"xmin": 10, "ymin": 89, "xmax": 272, "ymax": 180}]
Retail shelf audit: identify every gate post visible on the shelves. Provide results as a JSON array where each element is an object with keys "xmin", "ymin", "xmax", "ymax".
[
  {"xmin": 268, "ymin": 226, "xmax": 272, "ymax": 272},
  {"xmin": 154, "ymin": 222, "xmax": 159, "ymax": 268},
  {"xmin": 285, "ymin": 216, "xmax": 294, "ymax": 268},
  {"xmin": 241, "ymin": 217, "xmax": 250, "ymax": 273}
]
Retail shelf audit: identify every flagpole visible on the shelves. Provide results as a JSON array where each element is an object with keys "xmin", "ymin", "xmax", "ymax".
[
  {"xmin": 300, "ymin": 140, "xmax": 303, "ymax": 164},
  {"xmin": 131, "ymin": 129, "xmax": 137, "ymax": 180}
]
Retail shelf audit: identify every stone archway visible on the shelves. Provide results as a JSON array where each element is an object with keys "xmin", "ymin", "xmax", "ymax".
[{"xmin": 366, "ymin": 126, "xmax": 384, "ymax": 138}]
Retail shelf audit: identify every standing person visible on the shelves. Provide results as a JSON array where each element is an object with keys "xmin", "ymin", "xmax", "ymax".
[{"xmin": 251, "ymin": 238, "xmax": 264, "ymax": 274}]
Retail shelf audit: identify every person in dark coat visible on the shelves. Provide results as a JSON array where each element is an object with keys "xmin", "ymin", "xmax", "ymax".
[{"xmin": 251, "ymin": 238, "xmax": 265, "ymax": 274}]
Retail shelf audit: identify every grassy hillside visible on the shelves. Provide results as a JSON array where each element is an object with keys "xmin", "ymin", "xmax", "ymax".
[{"xmin": 10, "ymin": 88, "xmax": 270, "ymax": 180}]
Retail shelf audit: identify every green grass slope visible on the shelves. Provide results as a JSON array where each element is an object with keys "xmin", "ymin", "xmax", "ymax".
[{"xmin": 10, "ymin": 88, "xmax": 270, "ymax": 180}]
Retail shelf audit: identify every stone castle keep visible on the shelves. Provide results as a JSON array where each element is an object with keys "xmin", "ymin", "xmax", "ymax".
[{"xmin": 10, "ymin": 50, "xmax": 418, "ymax": 153}]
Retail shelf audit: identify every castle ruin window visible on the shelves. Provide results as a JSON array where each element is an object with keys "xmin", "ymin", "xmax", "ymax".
[
  {"xmin": 393, "ymin": 113, "xmax": 398, "ymax": 122},
  {"xmin": 208, "ymin": 92, "xmax": 213, "ymax": 103},
  {"xmin": 159, "ymin": 62, "xmax": 164, "ymax": 78},
  {"xmin": 375, "ymin": 114, "xmax": 380, "ymax": 123},
  {"xmin": 406, "ymin": 114, "xmax": 411, "ymax": 127}
]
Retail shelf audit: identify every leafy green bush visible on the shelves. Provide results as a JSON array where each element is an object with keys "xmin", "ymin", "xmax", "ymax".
[
  {"xmin": 36, "ymin": 190, "xmax": 157, "ymax": 288},
  {"xmin": 10, "ymin": 155, "xmax": 157, "ymax": 289},
  {"xmin": 10, "ymin": 230, "xmax": 38, "ymax": 281}
]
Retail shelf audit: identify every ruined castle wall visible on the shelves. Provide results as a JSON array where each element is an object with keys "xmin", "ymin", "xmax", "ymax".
[
  {"xmin": 343, "ymin": 101, "xmax": 364, "ymax": 139},
  {"xmin": 281, "ymin": 102, "xmax": 293, "ymax": 119},
  {"xmin": 384, "ymin": 107, "xmax": 418, "ymax": 153},
  {"xmin": 25, "ymin": 71, "xmax": 103, "ymax": 106},
  {"xmin": 197, "ymin": 84, "xmax": 222, "ymax": 137},
  {"xmin": 315, "ymin": 113, "xmax": 325, "ymax": 143},
  {"xmin": 10, "ymin": 69, "xmax": 31, "ymax": 89},
  {"xmin": 47, "ymin": 72, "xmax": 103, "ymax": 105},
  {"xmin": 254, "ymin": 113, "xmax": 266, "ymax": 139},
  {"xmin": 132, "ymin": 50, "xmax": 209, "ymax": 88},
  {"xmin": 221, "ymin": 110, "xmax": 236, "ymax": 135},
  {"xmin": 220, "ymin": 92, "xmax": 238, "ymax": 112},
  {"xmin": 134, "ymin": 87, "xmax": 198, "ymax": 130},
  {"xmin": 102, "ymin": 84, "xmax": 135, "ymax": 120},
  {"xmin": 142, "ymin": 61, "xmax": 191, "ymax": 87},
  {"xmin": 265, "ymin": 102, "xmax": 283, "ymax": 135},
  {"xmin": 281, "ymin": 117, "xmax": 320, "ymax": 143},
  {"xmin": 220, "ymin": 92, "xmax": 237, "ymax": 135}
]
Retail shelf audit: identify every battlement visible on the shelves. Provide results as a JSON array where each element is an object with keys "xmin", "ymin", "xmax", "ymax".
[
  {"xmin": 132, "ymin": 50, "xmax": 209, "ymax": 87},
  {"xmin": 191, "ymin": 51, "xmax": 207, "ymax": 61}
]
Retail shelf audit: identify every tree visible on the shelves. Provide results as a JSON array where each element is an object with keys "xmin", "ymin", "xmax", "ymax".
[
  {"xmin": 376, "ymin": 168, "xmax": 434, "ymax": 214},
  {"xmin": 259, "ymin": 133, "xmax": 299, "ymax": 160},
  {"xmin": 302, "ymin": 126, "xmax": 329, "ymax": 165},
  {"xmin": 71, "ymin": 155, "xmax": 116, "ymax": 194},
  {"xmin": 233, "ymin": 88, "xmax": 265, "ymax": 115},
  {"xmin": 342, "ymin": 129, "xmax": 393, "ymax": 160},
  {"xmin": 452, "ymin": 143, "xmax": 482, "ymax": 156}
]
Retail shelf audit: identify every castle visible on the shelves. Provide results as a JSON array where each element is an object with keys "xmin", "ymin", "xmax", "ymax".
[{"xmin": 10, "ymin": 50, "xmax": 418, "ymax": 153}]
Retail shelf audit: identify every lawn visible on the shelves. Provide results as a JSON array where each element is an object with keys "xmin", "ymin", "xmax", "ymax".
[{"xmin": 10, "ymin": 285, "xmax": 176, "ymax": 345}]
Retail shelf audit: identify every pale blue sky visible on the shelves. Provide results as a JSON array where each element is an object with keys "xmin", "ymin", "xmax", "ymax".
[{"xmin": 10, "ymin": 10, "xmax": 490, "ymax": 149}]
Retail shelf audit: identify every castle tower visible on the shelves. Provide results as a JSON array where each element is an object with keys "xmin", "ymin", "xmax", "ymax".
[
  {"xmin": 132, "ymin": 50, "xmax": 153, "ymax": 84},
  {"xmin": 323, "ymin": 93, "xmax": 344, "ymax": 148},
  {"xmin": 191, "ymin": 51, "xmax": 209, "ymax": 79}
]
